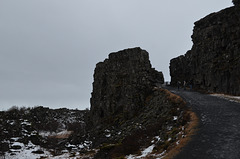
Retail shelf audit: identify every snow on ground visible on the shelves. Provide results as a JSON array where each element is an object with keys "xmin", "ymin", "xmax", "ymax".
[
  {"xmin": 45, "ymin": 151, "xmax": 95, "ymax": 159},
  {"xmin": 140, "ymin": 145, "xmax": 155, "ymax": 158},
  {"xmin": 21, "ymin": 120, "xmax": 31, "ymax": 126},
  {"xmin": 126, "ymin": 135, "xmax": 166, "ymax": 159},
  {"xmin": 4, "ymin": 141, "xmax": 51, "ymax": 159},
  {"xmin": 211, "ymin": 94, "xmax": 240, "ymax": 103},
  {"xmin": 126, "ymin": 145, "xmax": 155, "ymax": 159},
  {"xmin": 173, "ymin": 116, "xmax": 178, "ymax": 121},
  {"xmin": 4, "ymin": 149, "xmax": 96, "ymax": 159},
  {"xmin": 3, "ymin": 141, "xmax": 96, "ymax": 159},
  {"xmin": 2, "ymin": 133, "xmax": 94, "ymax": 159},
  {"xmin": 126, "ymin": 145, "xmax": 166, "ymax": 159}
]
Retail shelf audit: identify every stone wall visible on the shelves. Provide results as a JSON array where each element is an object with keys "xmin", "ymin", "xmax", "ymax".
[
  {"xmin": 90, "ymin": 47, "xmax": 164, "ymax": 127},
  {"xmin": 170, "ymin": 5, "xmax": 240, "ymax": 95}
]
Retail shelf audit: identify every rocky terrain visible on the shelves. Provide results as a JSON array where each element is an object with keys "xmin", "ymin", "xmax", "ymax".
[
  {"xmin": 0, "ymin": 106, "xmax": 89, "ymax": 158},
  {"xmin": 170, "ymin": 1, "xmax": 240, "ymax": 95},
  {"xmin": 2, "ymin": 1, "xmax": 240, "ymax": 158},
  {"xmin": 0, "ymin": 48, "xmax": 191, "ymax": 159},
  {"xmin": 86, "ymin": 48, "xmax": 190, "ymax": 158},
  {"xmin": 90, "ymin": 47, "xmax": 164, "ymax": 127}
]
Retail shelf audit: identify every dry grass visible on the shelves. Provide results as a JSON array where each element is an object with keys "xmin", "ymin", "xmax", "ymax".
[
  {"xmin": 161, "ymin": 88, "xmax": 186, "ymax": 106},
  {"xmin": 96, "ymin": 88, "xmax": 199, "ymax": 159},
  {"xmin": 49, "ymin": 131, "xmax": 73, "ymax": 139},
  {"xmin": 124, "ymin": 89, "xmax": 199, "ymax": 159},
  {"xmin": 162, "ymin": 110, "xmax": 199, "ymax": 159},
  {"xmin": 138, "ymin": 110, "xmax": 198, "ymax": 159}
]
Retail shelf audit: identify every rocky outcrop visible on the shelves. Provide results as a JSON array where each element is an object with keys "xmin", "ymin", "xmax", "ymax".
[
  {"xmin": 86, "ymin": 48, "xmax": 192, "ymax": 158},
  {"xmin": 233, "ymin": 0, "xmax": 240, "ymax": 6},
  {"xmin": 0, "ymin": 48, "xmax": 192, "ymax": 158},
  {"xmin": 87, "ymin": 48, "xmax": 191, "ymax": 159},
  {"xmin": 90, "ymin": 47, "xmax": 164, "ymax": 127},
  {"xmin": 170, "ymin": 4, "xmax": 240, "ymax": 95}
]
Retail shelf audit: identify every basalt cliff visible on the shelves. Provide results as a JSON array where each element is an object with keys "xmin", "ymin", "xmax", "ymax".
[
  {"xmin": 170, "ymin": 2, "xmax": 240, "ymax": 95},
  {"xmin": 90, "ymin": 47, "xmax": 164, "ymax": 127},
  {"xmin": 87, "ymin": 47, "xmax": 189, "ymax": 158},
  {"xmin": 0, "ymin": 47, "xmax": 190, "ymax": 159}
]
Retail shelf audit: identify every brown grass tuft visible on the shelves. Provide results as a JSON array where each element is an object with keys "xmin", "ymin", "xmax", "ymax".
[
  {"xmin": 161, "ymin": 88, "xmax": 186, "ymax": 107},
  {"xmin": 49, "ymin": 131, "xmax": 73, "ymax": 139},
  {"xmin": 162, "ymin": 110, "xmax": 199, "ymax": 159}
]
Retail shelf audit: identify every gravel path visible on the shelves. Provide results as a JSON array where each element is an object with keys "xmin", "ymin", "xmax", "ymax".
[{"xmin": 168, "ymin": 87, "xmax": 240, "ymax": 159}]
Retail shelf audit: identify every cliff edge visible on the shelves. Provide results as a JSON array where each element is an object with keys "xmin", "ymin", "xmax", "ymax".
[
  {"xmin": 170, "ymin": 2, "xmax": 240, "ymax": 95},
  {"xmin": 86, "ymin": 48, "xmax": 190, "ymax": 158},
  {"xmin": 90, "ymin": 47, "xmax": 164, "ymax": 127}
]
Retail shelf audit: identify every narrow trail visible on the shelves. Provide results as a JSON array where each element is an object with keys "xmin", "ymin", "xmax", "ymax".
[{"xmin": 167, "ymin": 87, "xmax": 240, "ymax": 159}]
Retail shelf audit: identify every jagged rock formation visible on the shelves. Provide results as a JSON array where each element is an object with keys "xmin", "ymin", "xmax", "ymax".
[
  {"xmin": 87, "ymin": 48, "xmax": 190, "ymax": 158},
  {"xmin": 90, "ymin": 47, "xmax": 164, "ymax": 127},
  {"xmin": 170, "ymin": 4, "xmax": 240, "ymax": 95},
  {"xmin": 1, "ymin": 48, "xmax": 191, "ymax": 158}
]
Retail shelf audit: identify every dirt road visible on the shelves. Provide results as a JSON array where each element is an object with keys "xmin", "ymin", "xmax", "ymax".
[{"xmin": 168, "ymin": 87, "xmax": 240, "ymax": 159}]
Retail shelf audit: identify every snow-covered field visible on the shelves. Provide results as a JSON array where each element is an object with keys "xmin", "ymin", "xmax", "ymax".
[{"xmin": 4, "ymin": 149, "xmax": 96, "ymax": 159}]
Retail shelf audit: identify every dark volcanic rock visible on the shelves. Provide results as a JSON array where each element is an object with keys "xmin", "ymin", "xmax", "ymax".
[
  {"xmin": 88, "ymin": 48, "xmax": 189, "ymax": 158},
  {"xmin": 90, "ymin": 47, "xmax": 164, "ymax": 127},
  {"xmin": 170, "ymin": 5, "xmax": 240, "ymax": 95},
  {"xmin": 233, "ymin": 0, "xmax": 240, "ymax": 6}
]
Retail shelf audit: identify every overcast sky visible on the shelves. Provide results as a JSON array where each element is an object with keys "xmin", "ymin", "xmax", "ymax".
[{"xmin": 0, "ymin": 0, "xmax": 233, "ymax": 110}]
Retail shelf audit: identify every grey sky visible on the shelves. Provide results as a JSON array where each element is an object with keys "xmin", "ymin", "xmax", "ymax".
[{"xmin": 0, "ymin": 0, "xmax": 233, "ymax": 110}]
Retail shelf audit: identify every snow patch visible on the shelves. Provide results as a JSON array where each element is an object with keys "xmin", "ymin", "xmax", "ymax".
[
  {"xmin": 5, "ymin": 141, "xmax": 50, "ymax": 159},
  {"xmin": 4, "ymin": 140, "xmax": 95, "ymax": 159},
  {"xmin": 140, "ymin": 145, "xmax": 155, "ymax": 157},
  {"xmin": 126, "ymin": 145, "xmax": 155, "ymax": 159},
  {"xmin": 105, "ymin": 134, "xmax": 111, "ymax": 138},
  {"xmin": 21, "ymin": 120, "xmax": 31, "ymax": 126},
  {"xmin": 176, "ymin": 140, "xmax": 180, "ymax": 145},
  {"xmin": 152, "ymin": 136, "xmax": 161, "ymax": 143},
  {"xmin": 173, "ymin": 116, "xmax": 178, "ymax": 121}
]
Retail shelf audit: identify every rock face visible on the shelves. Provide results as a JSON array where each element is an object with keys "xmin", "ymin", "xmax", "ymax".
[
  {"xmin": 170, "ymin": 5, "xmax": 240, "ymax": 95},
  {"xmin": 233, "ymin": 0, "xmax": 240, "ymax": 6},
  {"xmin": 90, "ymin": 47, "xmax": 164, "ymax": 126},
  {"xmin": 88, "ymin": 49, "xmax": 189, "ymax": 158}
]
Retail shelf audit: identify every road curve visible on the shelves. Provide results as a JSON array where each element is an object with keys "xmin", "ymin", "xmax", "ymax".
[{"xmin": 168, "ymin": 87, "xmax": 240, "ymax": 159}]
